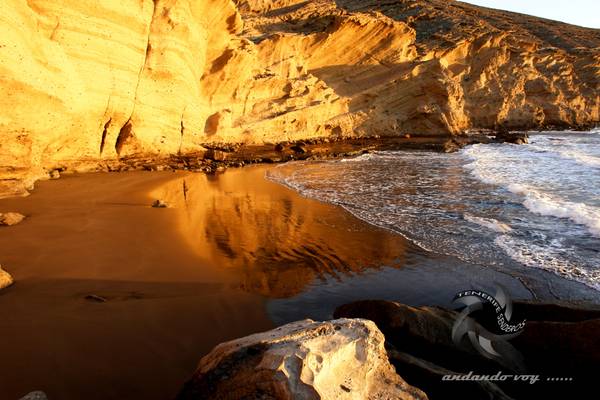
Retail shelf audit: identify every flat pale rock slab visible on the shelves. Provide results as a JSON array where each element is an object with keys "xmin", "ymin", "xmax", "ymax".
[
  {"xmin": 0, "ymin": 212, "xmax": 26, "ymax": 226},
  {"xmin": 19, "ymin": 391, "xmax": 48, "ymax": 400},
  {"xmin": 0, "ymin": 266, "xmax": 14, "ymax": 291},
  {"xmin": 177, "ymin": 318, "xmax": 428, "ymax": 400}
]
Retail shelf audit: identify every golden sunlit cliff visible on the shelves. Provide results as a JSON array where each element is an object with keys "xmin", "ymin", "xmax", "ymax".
[{"xmin": 1, "ymin": 0, "xmax": 599, "ymax": 196}]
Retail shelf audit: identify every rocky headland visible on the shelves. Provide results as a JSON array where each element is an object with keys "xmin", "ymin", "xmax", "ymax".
[{"xmin": 1, "ymin": 0, "xmax": 598, "ymax": 196}]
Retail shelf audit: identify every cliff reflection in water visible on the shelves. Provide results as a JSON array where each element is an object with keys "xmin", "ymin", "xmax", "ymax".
[{"xmin": 152, "ymin": 166, "xmax": 410, "ymax": 298}]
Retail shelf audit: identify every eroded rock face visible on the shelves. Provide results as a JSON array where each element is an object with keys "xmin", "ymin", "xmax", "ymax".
[
  {"xmin": 240, "ymin": 0, "xmax": 599, "ymax": 136},
  {"xmin": 176, "ymin": 318, "xmax": 428, "ymax": 400},
  {"xmin": 0, "ymin": 266, "xmax": 14, "ymax": 291},
  {"xmin": 1, "ymin": 0, "xmax": 598, "ymax": 194}
]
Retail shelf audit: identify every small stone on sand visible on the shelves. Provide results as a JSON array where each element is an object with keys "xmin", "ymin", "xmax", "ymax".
[
  {"xmin": 85, "ymin": 294, "xmax": 108, "ymax": 303},
  {"xmin": 152, "ymin": 200, "xmax": 168, "ymax": 208},
  {"xmin": 0, "ymin": 212, "xmax": 26, "ymax": 226},
  {"xmin": 0, "ymin": 266, "xmax": 14, "ymax": 291}
]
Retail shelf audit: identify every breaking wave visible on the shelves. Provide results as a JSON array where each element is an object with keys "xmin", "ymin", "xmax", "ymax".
[{"xmin": 270, "ymin": 130, "xmax": 600, "ymax": 291}]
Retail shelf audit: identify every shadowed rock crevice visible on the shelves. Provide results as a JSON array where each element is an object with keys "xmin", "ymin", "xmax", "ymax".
[
  {"xmin": 99, "ymin": 118, "xmax": 112, "ymax": 155},
  {"xmin": 115, "ymin": 121, "xmax": 134, "ymax": 156}
]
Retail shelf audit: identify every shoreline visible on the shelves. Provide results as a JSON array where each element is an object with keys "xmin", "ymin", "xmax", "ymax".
[{"xmin": 0, "ymin": 132, "xmax": 529, "ymax": 200}]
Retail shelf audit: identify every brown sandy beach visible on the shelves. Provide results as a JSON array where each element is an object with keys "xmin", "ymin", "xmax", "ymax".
[
  {"xmin": 0, "ymin": 166, "xmax": 417, "ymax": 400},
  {"xmin": 0, "ymin": 171, "xmax": 275, "ymax": 400}
]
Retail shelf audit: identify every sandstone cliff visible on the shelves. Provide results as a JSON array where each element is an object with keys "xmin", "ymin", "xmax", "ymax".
[{"xmin": 1, "ymin": 0, "xmax": 598, "ymax": 196}]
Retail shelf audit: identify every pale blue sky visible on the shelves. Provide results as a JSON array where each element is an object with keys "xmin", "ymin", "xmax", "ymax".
[{"xmin": 463, "ymin": 0, "xmax": 600, "ymax": 28}]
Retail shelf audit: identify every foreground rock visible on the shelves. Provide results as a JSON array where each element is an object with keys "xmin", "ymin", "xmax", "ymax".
[
  {"xmin": 335, "ymin": 300, "xmax": 600, "ymax": 400},
  {"xmin": 0, "ymin": 212, "xmax": 25, "ymax": 226},
  {"xmin": 0, "ymin": 266, "xmax": 14, "ymax": 291},
  {"xmin": 177, "ymin": 318, "xmax": 428, "ymax": 400}
]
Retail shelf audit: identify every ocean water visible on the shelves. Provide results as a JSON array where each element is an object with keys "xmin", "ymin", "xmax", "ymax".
[{"xmin": 268, "ymin": 130, "xmax": 600, "ymax": 291}]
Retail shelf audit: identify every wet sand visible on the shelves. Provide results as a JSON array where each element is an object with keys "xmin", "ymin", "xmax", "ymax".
[
  {"xmin": 0, "ymin": 172, "xmax": 273, "ymax": 400},
  {"xmin": 0, "ymin": 166, "xmax": 537, "ymax": 400}
]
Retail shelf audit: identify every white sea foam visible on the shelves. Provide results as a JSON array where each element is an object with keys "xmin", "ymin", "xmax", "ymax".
[
  {"xmin": 340, "ymin": 153, "xmax": 376, "ymax": 163},
  {"xmin": 270, "ymin": 133, "xmax": 600, "ymax": 292},
  {"xmin": 556, "ymin": 150, "xmax": 600, "ymax": 168},
  {"xmin": 535, "ymin": 137, "xmax": 600, "ymax": 168},
  {"xmin": 464, "ymin": 214, "xmax": 512, "ymax": 233},
  {"xmin": 462, "ymin": 143, "xmax": 600, "ymax": 238},
  {"xmin": 504, "ymin": 184, "xmax": 600, "ymax": 237},
  {"xmin": 461, "ymin": 144, "xmax": 509, "ymax": 187},
  {"xmin": 495, "ymin": 235, "xmax": 600, "ymax": 291}
]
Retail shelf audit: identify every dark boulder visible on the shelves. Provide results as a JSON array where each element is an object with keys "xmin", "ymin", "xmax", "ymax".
[
  {"xmin": 290, "ymin": 144, "xmax": 307, "ymax": 154},
  {"xmin": 494, "ymin": 129, "xmax": 529, "ymax": 144},
  {"xmin": 335, "ymin": 300, "xmax": 600, "ymax": 400}
]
